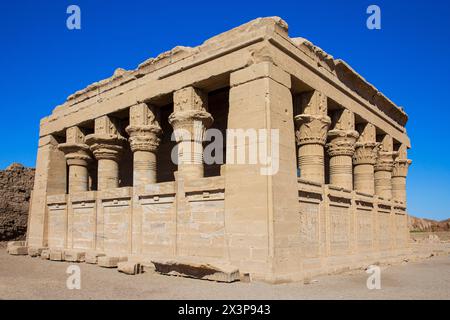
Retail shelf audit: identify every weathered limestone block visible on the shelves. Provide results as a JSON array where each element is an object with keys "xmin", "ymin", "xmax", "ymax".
[
  {"xmin": 294, "ymin": 91, "xmax": 331, "ymax": 184},
  {"xmin": 85, "ymin": 252, "xmax": 106, "ymax": 264},
  {"xmin": 6, "ymin": 241, "xmax": 26, "ymax": 253},
  {"xmin": 49, "ymin": 250, "xmax": 64, "ymax": 261},
  {"xmin": 58, "ymin": 126, "xmax": 92, "ymax": 193},
  {"xmin": 97, "ymin": 255, "xmax": 128, "ymax": 268},
  {"xmin": 64, "ymin": 250, "xmax": 86, "ymax": 262},
  {"xmin": 117, "ymin": 261, "xmax": 142, "ymax": 275},
  {"xmin": 85, "ymin": 116, "xmax": 126, "ymax": 190},
  {"xmin": 141, "ymin": 261, "xmax": 156, "ymax": 273},
  {"xmin": 28, "ymin": 246, "xmax": 47, "ymax": 257},
  {"xmin": 327, "ymin": 109, "xmax": 359, "ymax": 190},
  {"xmin": 354, "ymin": 123, "xmax": 378, "ymax": 194},
  {"xmin": 126, "ymin": 103, "xmax": 162, "ymax": 186},
  {"xmin": 152, "ymin": 258, "xmax": 240, "ymax": 283},
  {"xmin": 40, "ymin": 249, "xmax": 50, "ymax": 260},
  {"xmin": 8, "ymin": 245, "xmax": 28, "ymax": 255},
  {"xmin": 169, "ymin": 87, "xmax": 213, "ymax": 179}
]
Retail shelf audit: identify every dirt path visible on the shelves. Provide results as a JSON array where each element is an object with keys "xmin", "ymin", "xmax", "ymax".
[{"xmin": 1, "ymin": 248, "xmax": 449, "ymax": 300}]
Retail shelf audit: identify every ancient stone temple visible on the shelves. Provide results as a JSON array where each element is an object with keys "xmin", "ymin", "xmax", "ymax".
[{"xmin": 12, "ymin": 17, "xmax": 412, "ymax": 282}]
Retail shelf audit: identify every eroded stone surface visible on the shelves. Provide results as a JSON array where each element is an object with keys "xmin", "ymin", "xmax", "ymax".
[
  {"xmin": 49, "ymin": 250, "xmax": 64, "ymax": 261},
  {"xmin": 8, "ymin": 245, "xmax": 28, "ymax": 255},
  {"xmin": 40, "ymin": 249, "xmax": 50, "ymax": 260},
  {"xmin": 64, "ymin": 250, "xmax": 86, "ymax": 262},
  {"xmin": 117, "ymin": 261, "xmax": 142, "ymax": 275},
  {"xmin": 85, "ymin": 252, "xmax": 106, "ymax": 264},
  {"xmin": 98, "ymin": 256, "xmax": 128, "ymax": 268},
  {"xmin": 152, "ymin": 258, "xmax": 240, "ymax": 283},
  {"xmin": 28, "ymin": 247, "xmax": 47, "ymax": 257}
]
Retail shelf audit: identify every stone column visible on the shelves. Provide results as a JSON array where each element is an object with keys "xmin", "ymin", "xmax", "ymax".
[
  {"xmin": 392, "ymin": 144, "xmax": 412, "ymax": 203},
  {"xmin": 353, "ymin": 123, "xmax": 378, "ymax": 194},
  {"xmin": 126, "ymin": 103, "xmax": 162, "ymax": 187},
  {"xmin": 58, "ymin": 126, "xmax": 92, "ymax": 193},
  {"xmin": 86, "ymin": 115, "xmax": 126, "ymax": 191},
  {"xmin": 374, "ymin": 135, "xmax": 398, "ymax": 199},
  {"xmin": 294, "ymin": 90, "xmax": 331, "ymax": 184},
  {"xmin": 326, "ymin": 109, "xmax": 359, "ymax": 190},
  {"xmin": 169, "ymin": 86, "xmax": 213, "ymax": 179}
]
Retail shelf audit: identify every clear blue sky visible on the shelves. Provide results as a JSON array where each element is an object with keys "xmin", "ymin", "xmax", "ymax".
[{"xmin": 0, "ymin": 0, "xmax": 449, "ymax": 220}]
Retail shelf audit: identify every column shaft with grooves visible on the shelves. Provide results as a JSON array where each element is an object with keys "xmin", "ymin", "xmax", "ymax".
[
  {"xmin": 58, "ymin": 126, "xmax": 92, "ymax": 193},
  {"xmin": 126, "ymin": 103, "xmax": 161, "ymax": 187},
  {"xmin": 326, "ymin": 109, "xmax": 358, "ymax": 190},
  {"xmin": 85, "ymin": 115, "xmax": 125, "ymax": 191},
  {"xmin": 169, "ymin": 87, "xmax": 213, "ymax": 180},
  {"xmin": 353, "ymin": 123, "xmax": 378, "ymax": 194},
  {"xmin": 294, "ymin": 91, "xmax": 330, "ymax": 184}
]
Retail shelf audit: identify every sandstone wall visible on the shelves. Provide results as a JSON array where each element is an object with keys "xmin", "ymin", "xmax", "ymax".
[{"xmin": 0, "ymin": 163, "xmax": 35, "ymax": 240}]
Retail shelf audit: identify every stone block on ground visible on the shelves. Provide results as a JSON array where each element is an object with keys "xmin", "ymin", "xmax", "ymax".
[
  {"xmin": 98, "ymin": 256, "xmax": 128, "ymax": 268},
  {"xmin": 85, "ymin": 252, "xmax": 106, "ymax": 264},
  {"xmin": 40, "ymin": 249, "xmax": 50, "ymax": 260},
  {"xmin": 117, "ymin": 261, "xmax": 142, "ymax": 275},
  {"xmin": 151, "ymin": 258, "xmax": 240, "ymax": 282},
  {"xmin": 49, "ymin": 250, "xmax": 64, "ymax": 261},
  {"xmin": 6, "ymin": 241, "xmax": 26, "ymax": 253},
  {"xmin": 28, "ymin": 247, "xmax": 47, "ymax": 257},
  {"xmin": 8, "ymin": 245, "xmax": 28, "ymax": 255},
  {"xmin": 141, "ymin": 261, "xmax": 156, "ymax": 273},
  {"xmin": 64, "ymin": 250, "xmax": 86, "ymax": 262}
]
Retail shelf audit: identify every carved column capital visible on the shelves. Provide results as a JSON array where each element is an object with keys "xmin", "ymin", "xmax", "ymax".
[
  {"xmin": 326, "ymin": 129, "xmax": 359, "ymax": 157},
  {"xmin": 392, "ymin": 158, "xmax": 412, "ymax": 177},
  {"xmin": 374, "ymin": 151, "xmax": 398, "ymax": 172},
  {"xmin": 85, "ymin": 134, "xmax": 126, "ymax": 161},
  {"xmin": 168, "ymin": 110, "xmax": 213, "ymax": 142},
  {"xmin": 294, "ymin": 114, "xmax": 331, "ymax": 146},
  {"xmin": 58, "ymin": 143, "xmax": 92, "ymax": 166},
  {"xmin": 353, "ymin": 142, "xmax": 379, "ymax": 165},
  {"xmin": 126, "ymin": 124, "xmax": 162, "ymax": 153}
]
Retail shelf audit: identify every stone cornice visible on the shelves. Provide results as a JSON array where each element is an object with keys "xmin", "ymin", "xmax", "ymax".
[{"xmin": 290, "ymin": 39, "xmax": 408, "ymax": 127}]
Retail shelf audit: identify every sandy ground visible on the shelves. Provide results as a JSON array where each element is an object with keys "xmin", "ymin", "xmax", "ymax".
[{"xmin": 0, "ymin": 246, "xmax": 449, "ymax": 300}]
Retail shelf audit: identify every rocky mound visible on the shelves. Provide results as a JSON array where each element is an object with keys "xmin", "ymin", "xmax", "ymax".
[
  {"xmin": 408, "ymin": 215, "xmax": 450, "ymax": 232},
  {"xmin": 0, "ymin": 163, "xmax": 35, "ymax": 240}
]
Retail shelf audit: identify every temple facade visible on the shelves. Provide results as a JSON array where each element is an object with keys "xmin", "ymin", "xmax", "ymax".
[{"xmin": 17, "ymin": 17, "xmax": 411, "ymax": 282}]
